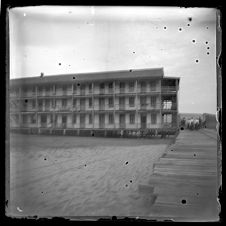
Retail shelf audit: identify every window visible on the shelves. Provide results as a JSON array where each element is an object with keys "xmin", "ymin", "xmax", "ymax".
[
  {"xmin": 151, "ymin": 113, "xmax": 157, "ymax": 124},
  {"xmin": 129, "ymin": 97, "xmax": 135, "ymax": 107},
  {"xmin": 73, "ymin": 84, "xmax": 77, "ymax": 94},
  {"xmin": 140, "ymin": 81, "xmax": 146, "ymax": 92},
  {"xmin": 129, "ymin": 114, "xmax": 135, "ymax": 124},
  {"xmin": 73, "ymin": 99, "xmax": 77, "ymax": 108},
  {"xmin": 140, "ymin": 96, "xmax": 146, "ymax": 107},
  {"xmin": 150, "ymin": 81, "xmax": 156, "ymax": 91},
  {"xmin": 23, "ymin": 87, "xmax": 27, "ymax": 94},
  {"xmin": 119, "ymin": 82, "xmax": 125, "ymax": 90},
  {"xmin": 89, "ymin": 84, "xmax": 92, "ymax": 93},
  {"xmin": 30, "ymin": 115, "xmax": 36, "ymax": 124},
  {"xmin": 129, "ymin": 82, "xmax": 134, "ymax": 92},
  {"xmin": 109, "ymin": 97, "xmax": 114, "ymax": 108},
  {"xmin": 62, "ymin": 115, "xmax": 67, "ymax": 124},
  {"xmin": 45, "ymin": 100, "xmax": 50, "ymax": 108},
  {"xmin": 31, "ymin": 100, "xmax": 35, "ymax": 109},
  {"xmin": 15, "ymin": 114, "xmax": 19, "ymax": 123},
  {"xmin": 151, "ymin": 96, "xmax": 156, "ymax": 107},
  {"xmin": 46, "ymin": 86, "xmax": 50, "ymax": 93},
  {"xmin": 80, "ymin": 85, "xmax": 86, "ymax": 94},
  {"xmin": 38, "ymin": 86, "xmax": 42, "ymax": 93},
  {"xmin": 54, "ymin": 115, "xmax": 58, "ymax": 124},
  {"xmin": 109, "ymin": 82, "xmax": 113, "ymax": 89},
  {"xmin": 73, "ymin": 114, "xmax": 77, "ymax": 124},
  {"xmin": 62, "ymin": 99, "xmax": 67, "ymax": 108},
  {"xmin": 32, "ymin": 86, "xmax": 36, "ymax": 95},
  {"xmin": 38, "ymin": 100, "xmax": 43, "ymax": 108},
  {"xmin": 100, "ymin": 83, "xmax": 105, "ymax": 89},
  {"xmin": 52, "ymin": 100, "xmax": 55, "ymax": 108},
  {"xmin": 109, "ymin": 113, "xmax": 114, "ymax": 124},
  {"xmin": 89, "ymin": 98, "xmax": 93, "ymax": 108},
  {"xmin": 62, "ymin": 85, "xmax": 67, "ymax": 94},
  {"xmin": 41, "ymin": 115, "xmax": 47, "ymax": 123},
  {"xmin": 89, "ymin": 114, "xmax": 93, "ymax": 124},
  {"xmin": 163, "ymin": 100, "xmax": 172, "ymax": 109},
  {"xmin": 22, "ymin": 115, "xmax": 27, "ymax": 124},
  {"xmin": 163, "ymin": 114, "xmax": 172, "ymax": 124}
]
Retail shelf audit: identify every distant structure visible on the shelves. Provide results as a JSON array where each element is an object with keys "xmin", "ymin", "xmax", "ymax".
[
  {"xmin": 40, "ymin": 72, "xmax": 44, "ymax": 78},
  {"xmin": 9, "ymin": 68, "xmax": 180, "ymax": 137}
]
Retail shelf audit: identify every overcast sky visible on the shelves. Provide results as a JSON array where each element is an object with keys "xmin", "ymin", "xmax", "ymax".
[{"xmin": 9, "ymin": 6, "xmax": 217, "ymax": 114}]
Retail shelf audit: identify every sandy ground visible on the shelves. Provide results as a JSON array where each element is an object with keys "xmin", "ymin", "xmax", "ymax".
[{"xmin": 7, "ymin": 134, "xmax": 173, "ymax": 217}]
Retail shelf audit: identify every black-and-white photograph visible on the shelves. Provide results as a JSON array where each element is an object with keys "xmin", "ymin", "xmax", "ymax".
[{"xmin": 7, "ymin": 6, "xmax": 221, "ymax": 221}]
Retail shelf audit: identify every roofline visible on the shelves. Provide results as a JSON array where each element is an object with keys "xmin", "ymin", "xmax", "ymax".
[
  {"xmin": 10, "ymin": 67, "xmax": 165, "ymax": 81},
  {"xmin": 163, "ymin": 76, "xmax": 180, "ymax": 80}
]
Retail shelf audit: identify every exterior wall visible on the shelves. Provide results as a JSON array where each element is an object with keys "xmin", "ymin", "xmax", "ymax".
[{"xmin": 10, "ymin": 75, "xmax": 179, "ymax": 131}]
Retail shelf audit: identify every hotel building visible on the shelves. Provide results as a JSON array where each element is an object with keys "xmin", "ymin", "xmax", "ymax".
[{"xmin": 9, "ymin": 68, "xmax": 180, "ymax": 137}]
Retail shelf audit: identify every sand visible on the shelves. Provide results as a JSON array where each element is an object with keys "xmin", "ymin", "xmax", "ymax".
[{"xmin": 7, "ymin": 134, "xmax": 173, "ymax": 218}]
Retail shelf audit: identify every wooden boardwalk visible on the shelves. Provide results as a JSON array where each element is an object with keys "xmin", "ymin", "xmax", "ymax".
[{"xmin": 147, "ymin": 129, "xmax": 220, "ymax": 221}]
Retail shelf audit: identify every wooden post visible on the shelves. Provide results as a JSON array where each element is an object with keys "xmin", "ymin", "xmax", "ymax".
[
  {"xmin": 135, "ymin": 80, "xmax": 138, "ymax": 130},
  {"xmin": 176, "ymin": 79, "xmax": 179, "ymax": 128},
  {"xmin": 113, "ymin": 80, "xmax": 116, "ymax": 130},
  {"xmin": 92, "ymin": 82, "xmax": 94, "ymax": 129},
  {"xmin": 159, "ymin": 79, "xmax": 162, "ymax": 129}
]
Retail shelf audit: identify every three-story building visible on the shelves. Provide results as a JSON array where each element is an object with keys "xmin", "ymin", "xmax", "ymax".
[{"xmin": 9, "ymin": 68, "xmax": 180, "ymax": 137}]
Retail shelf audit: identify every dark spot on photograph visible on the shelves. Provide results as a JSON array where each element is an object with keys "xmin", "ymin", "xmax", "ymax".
[
  {"xmin": 188, "ymin": 17, "xmax": 192, "ymax": 22},
  {"xmin": 181, "ymin": 199, "xmax": 186, "ymax": 204},
  {"xmin": 164, "ymin": 27, "xmax": 167, "ymax": 30},
  {"xmin": 192, "ymin": 39, "xmax": 196, "ymax": 43},
  {"xmin": 207, "ymin": 52, "xmax": 210, "ymax": 55},
  {"xmin": 59, "ymin": 63, "xmax": 61, "ymax": 65},
  {"xmin": 195, "ymin": 60, "xmax": 199, "ymax": 63},
  {"xmin": 178, "ymin": 28, "xmax": 182, "ymax": 31},
  {"xmin": 125, "ymin": 161, "xmax": 128, "ymax": 165}
]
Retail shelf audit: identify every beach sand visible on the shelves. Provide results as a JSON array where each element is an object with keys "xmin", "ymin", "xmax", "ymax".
[{"xmin": 7, "ymin": 133, "xmax": 173, "ymax": 217}]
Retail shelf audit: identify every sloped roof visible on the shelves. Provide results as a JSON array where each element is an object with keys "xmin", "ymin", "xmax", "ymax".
[{"xmin": 10, "ymin": 68, "xmax": 164, "ymax": 86}]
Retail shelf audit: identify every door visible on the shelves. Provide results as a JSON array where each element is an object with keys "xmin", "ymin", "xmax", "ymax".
[
  {"xmin": 99, "ymin": 98, "xmax": 105, "ymax": 110},
  {"xmin": 119, "ymin": 97, "xmax": 125, "ymax": 110},
  {"xmin": 62, "ymin": 115, "xmax": 67, "ymax": 128},
  {"xmin": 80, "ymin": 98, "xmax": 85, "ymax": 111},
  {"xmin": 80, "ymin": 114, "xmax": 85, "ymax": 128},
  {"xmin": 140, "ymin": 96, "xmax": 146, "ymax": 110},
  {"xmin": 99, "ymin": 114, "xmax": 105, "ymax": 128},
  {"xmin": 141, "ymin": 114, "xmax": 147, "ymax": 129},
  {"xmin": 41, "ymin": 114, "xmax": 47, "ymax": 128},
  {"xmin": 119, "ymin": 114, "xmax": 125, "ymax": 128}
]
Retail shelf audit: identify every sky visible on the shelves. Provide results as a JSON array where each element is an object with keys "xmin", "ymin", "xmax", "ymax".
[{"xmin": 9, "ymin": 6, "xmax": 218, "ymax": 114}]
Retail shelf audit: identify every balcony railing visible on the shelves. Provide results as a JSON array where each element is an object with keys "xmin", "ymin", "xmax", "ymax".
[
  {"xmin": 161, "ymin": 86, "xmax": 177, "ymax": 92},
  {"xmin": 119, "ymin": 104, "xmax": 125, "ymax": 110},
  {"xmin": 100, "ymin": 89, "xmax": 105, "ymax": 95},
  {"xmin": 162, "ymin": 103, "xmax": 177, "ymax": 110}
]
